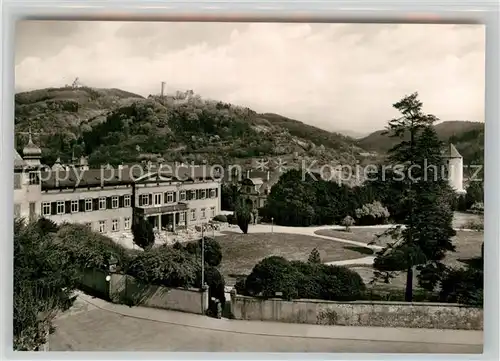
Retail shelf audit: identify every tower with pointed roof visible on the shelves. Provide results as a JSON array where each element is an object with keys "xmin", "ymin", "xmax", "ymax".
[
  {"xmin": 444, "ymin": 143, "xmax": 466, "ymax": 194},
  {"xmin": 22, "ymin": 129, "xmax": 42, "ymax": 167}
]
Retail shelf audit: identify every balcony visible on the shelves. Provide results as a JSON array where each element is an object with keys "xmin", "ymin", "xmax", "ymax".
[{"xmin": 135, "ymin": 202, "xmax": 188, "ymax": 216}]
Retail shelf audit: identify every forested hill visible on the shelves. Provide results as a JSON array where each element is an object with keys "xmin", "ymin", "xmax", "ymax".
[
  {"xmin": 358, "ymin": 120, "xmax": 484, "ymax": 166},
  {"xmin": 15, "ymin": 86, "xmax": 364, "ymax": 168}
]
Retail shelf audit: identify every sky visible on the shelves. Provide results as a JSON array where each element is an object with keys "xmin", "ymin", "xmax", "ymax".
[{"xmin": 15, "ymin": 21, "xmax": 485, "ymax": 135}]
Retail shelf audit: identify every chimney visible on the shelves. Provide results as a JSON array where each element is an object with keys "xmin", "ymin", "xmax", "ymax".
[
  {"xmin": 161, "ymin": 82, "xmax": 166, "ymax": 97},
  {"xmin": 266, "ymin": 170, "xmax": 270, "ymax": 181},
  {"xmin": 246, "ymin": 169, "xmax": 250, "ymax": 178}
]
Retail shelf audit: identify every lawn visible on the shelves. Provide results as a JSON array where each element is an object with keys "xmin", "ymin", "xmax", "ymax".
[
  {"xmin": 315, "ymin": 228, "xmax": 483, "ymax": 267},
  {"xmin": 338, "ymin": 228, "xmax": 484, "ymax": 290},
  {"xmin": 215, "ymin": 232, "xmax": 371, "ymax": 281}
]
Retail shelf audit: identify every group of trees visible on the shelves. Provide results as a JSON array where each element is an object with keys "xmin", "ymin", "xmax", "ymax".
[
  {"xmin": 369, "ymin": 93, "xmax": 479, "ymax": 302},
  {"xmin": 235, "ymin": 254, "xmax": 366, "ymax": 301},
  {"xmin": 13, "ymin": 218, "xmax": 132, "ymax": 350},
  {"xmin": 14, "ymin": 213, "xmax": 230, "ymax": 350},
  {"xmin": 259, "ymin": 169, "xmax": 395, "ymax": 227},
  {"xmin": 249, "ymin": 92, "xmax": 483, "ymax": 304}
]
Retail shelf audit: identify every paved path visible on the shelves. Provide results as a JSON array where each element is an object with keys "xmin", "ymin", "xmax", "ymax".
[{"xmin": 49, "ymin": 293, "xmax": 482, "ymax": 353}]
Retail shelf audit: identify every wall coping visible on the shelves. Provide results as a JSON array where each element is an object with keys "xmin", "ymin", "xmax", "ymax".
[
  {"xmin": 232, "ymin": 294, "xmax": 480, "ymax": 309},
  {"xmin": 110, "ymin": 272, "xmax": 208, "ymax": 294}
]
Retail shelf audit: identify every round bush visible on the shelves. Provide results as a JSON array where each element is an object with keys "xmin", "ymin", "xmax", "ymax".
[
  {"xmin": 315, "ymin": 264, "xmax": 366, "ymax": 301},
  {"xmin": 213, "ymin": 214, "xmax": 227, "ymax": 223},
  {"xmin": 244, "ymin": 256, "xmax": 300, "ymax": 300}
]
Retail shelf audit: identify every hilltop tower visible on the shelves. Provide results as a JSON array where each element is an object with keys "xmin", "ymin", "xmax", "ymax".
[{"xmin": 445, "ymin": 144, "xmax": 466, "ymax": 195}]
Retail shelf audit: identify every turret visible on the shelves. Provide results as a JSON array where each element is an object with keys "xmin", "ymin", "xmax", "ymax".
[
  {"xmin": 22, "ymin": 131, "xmax": 42, "ymax": 167},
  {"xmin": 445, "ymin": 144, "xmax": 466, "ymax": 194}
]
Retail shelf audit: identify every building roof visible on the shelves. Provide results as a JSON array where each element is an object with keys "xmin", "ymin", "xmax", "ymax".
[
  {"xmin": 40, "ymin": 165, "xmax": 222, "ymax": 190},
  {"xmin": 14, "ymin": 150, "xmax": 27, "ymax": 169},
  {"xmin": 448, "ymin": 144, "xmax": 462, "ymax": 158},
  {"xmin": 22, "ymin": 134, "xmax": 42, "ymax": 158}
]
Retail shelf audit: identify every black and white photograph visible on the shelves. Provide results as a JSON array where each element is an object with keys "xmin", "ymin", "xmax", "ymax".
[{"xmin": 13, "ymin": 21, "xmax": 485, "ymax": 353}]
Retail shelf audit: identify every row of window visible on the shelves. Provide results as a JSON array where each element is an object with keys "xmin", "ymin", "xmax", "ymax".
[
  {"xmin": 91, "ymin": 217, "xmax": 132, "ymax": 233},
  {"xmin": 138, "ymin": 188, "xmax": 217, "ymax": 206},
  {"xmin": 190, "ymin": 207, "xmax": 216, "ymax": 221},
  {"xmin": 42, "ymin": 195, "xmax": 131, "ymax": 216},
  {"xmin": 92, "ymin": 206, "xmax": 216, "ymax": 233}
]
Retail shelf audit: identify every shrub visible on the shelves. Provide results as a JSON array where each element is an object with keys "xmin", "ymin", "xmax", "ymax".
[
  {"xmin": 354, "ymin": 201, "xmax": 390, "ymax": 225},
  {"xmin": 290, "ymin": 261, "xmax": 323, "ymax": 299},
  {"xmin": 226, "ymin": 214, "xmax": 237, "ymax": 225},
  {"xmin": 244, "ymin": 256, "xmax": 300, "ymax": 300},
  {"xmin": 469, "ymin": 202, "xmax": 484, "ymax": 214},
  {"xmin": 307, "ymin": 248, "xmax": 321, "ymax": 264},
  {"xmin": 341, "ymin": 215, "xmax": 355, "ymax": 232},
  {"xmin": 196, "ymin": 265, "xmax": 226, "ymax": 305},
  {"xmin": 315, "ymin": 264, "xmax": 366, "ymax": 301},
  {"xmin": 183, "ymin": 237, "xmax": 222, "ymax": 267},
  {"xmin": 14, "ymin": 219, "xmax": 78, "ymax": 351},
  {"xmin": 213, "ymin": 214, "xmax": 227, "ymax": 223},
  {"xmin": 127, "ymin": 246, "xmax": 200, "ymax": 288},
  {"xmin": 234, "ymin": 278, "xmax": 247, "ymax": 295},
  {"xmin": 241, "ymin": 257, "xmax": 366, "ymax": 302},
  {"xmin": 35, "ymin": 217, "xmax": 59, "ymax": 235},
  {"xmin": 367, "ymin": 287, "xmax": 438, "ymax": 302},
  {"xmin": 439, "ymin": 266, "xmax": 483, "ymax": 306},
  {"xmin": 54, "ymin": 223, "xmax": 130, "ymax": 271}
]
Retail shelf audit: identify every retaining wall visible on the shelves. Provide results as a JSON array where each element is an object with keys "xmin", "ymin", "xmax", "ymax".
[
  {"xmin": 79, "ymin": 269, "xmax": 209, "ymax": 315},
  {"xmin": 230, "ymin": 291, "xmax": 483, "ymax": 330}
]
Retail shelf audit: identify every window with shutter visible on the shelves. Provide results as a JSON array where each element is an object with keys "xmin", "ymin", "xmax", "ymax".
[
  {"xmin": 119, "ymin": 196, "xmax": 124, "ymax": 208},
  {"xmin": 51, "ymin": 202, "xmax": 57, "ymax": 215},
  {"xmin": 164, "ymin": 192, "xmax": 168, "ymax": 204},
  {"xmin": 106, "ymin": 197, "xmax": 112, "ymax": 209},
  {"xmin": 93, "ymin": 198, "xmax": 99, "ymax": 211},
  {"xmin": 65, "ymin": 201, "xmax": 71, "ymax": 214},
  {"xmin": 148, "ymin": 194, "xmax": 152, "ymax": 205},
  {"xmin": 138, "ymin": 195, "xmax": 143, "ymax": 206},
  {"xmin": 79, "ymin": 199, "xmax": 85, "ymax": 212},
  {"xmin": 173, "ymin": 192, "xmax": 177, "ymax": 202}
]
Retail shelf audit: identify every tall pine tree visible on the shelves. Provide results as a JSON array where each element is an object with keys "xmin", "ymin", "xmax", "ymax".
[{"xmin": 373, "ymin": 93, "xmax": 456, "ymax": 301}]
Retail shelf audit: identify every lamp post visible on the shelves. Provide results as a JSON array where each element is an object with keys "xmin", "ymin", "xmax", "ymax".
[{"xmin": 271, "ymin": 217, "xmax": 274, "ymax": 234}]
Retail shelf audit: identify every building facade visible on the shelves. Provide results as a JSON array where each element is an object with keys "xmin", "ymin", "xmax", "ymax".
[{"xmin": 13, "ymin": 139, "xmax": 222, "ymax": 234}]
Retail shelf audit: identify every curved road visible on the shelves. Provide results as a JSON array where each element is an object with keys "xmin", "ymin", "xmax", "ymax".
[{"xmin": 49, "ymin": 294, "xmax": 482, "ymax": 353}]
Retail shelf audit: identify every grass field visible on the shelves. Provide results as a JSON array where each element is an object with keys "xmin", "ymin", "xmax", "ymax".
[
  {"xmin": 334, "ymin": 227, "xmax": 485, "ymax": 290},
  {"xmin": 215, "ymin": 232, "xmax": 371, "ymax": 281}
]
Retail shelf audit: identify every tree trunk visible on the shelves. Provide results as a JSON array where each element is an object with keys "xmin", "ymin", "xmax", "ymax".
[{"xmin": 405, "ymin": 267, "xmax": 413, "ymax": 302}]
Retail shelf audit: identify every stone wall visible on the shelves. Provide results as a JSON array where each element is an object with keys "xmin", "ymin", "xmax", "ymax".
[
  {"xmin": 109, "ymin": 273, "xmax": 209, "ymax": 315},
  {"xmin": 230, "ymin": 291, "xmax": 483, "ymax": 330},
  {"xmin": 79, "ymin": 269, "xmax": 209, "ymax": 314}
]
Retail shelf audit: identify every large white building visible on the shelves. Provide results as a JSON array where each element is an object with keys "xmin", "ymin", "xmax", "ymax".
[{"xmin": 14, "ymin": 136, "xmax": 222, "ymax": 234}]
